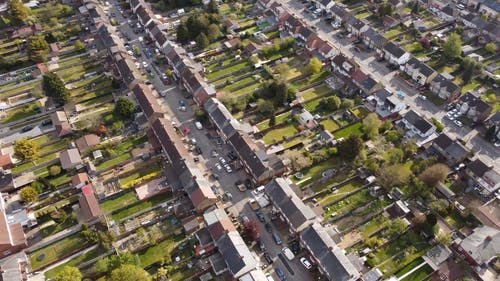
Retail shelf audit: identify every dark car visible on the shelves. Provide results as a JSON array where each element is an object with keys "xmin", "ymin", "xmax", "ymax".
[
  {"xmin": 21, "ymin": 126, "xmax": 33, "ymax": 132},
  {"xmin": 290, "ymin": 241, "xmax": 300, "ymax": 254},
  {"xmin": 275, "ymin": 268, "xmax": 286, "ymax": 281},
  {"xmin": 215, "ymin": 137, "xmax": 223, "ymax": 146},
  {"xmin": 227, "ymin": 151, "xmax": 237, "ymax": 161},
  {"xmin": 263, "ymin": 252, "xmax": 273, "ymax": 264},
  {"xmin": 256, "ymin": 212, "xmax": 265, "ymax": 222},
  {"xmin": 265, "ymin": 223, "xmax": 272, "ymax": 233},
  {"xmin": 41, "ymin": 119, "xmax": 52, "ymax": 126},
  {"xmin": 257, "ymin": 239, "xmax": 266, "ymax": 251},
  {"xmin": 244, "ymin": 179, "xmax": 252, "ymax": 189},
  {"xmin": 195, "ymin": 146, "xmax": 202, "ymax": 155}
]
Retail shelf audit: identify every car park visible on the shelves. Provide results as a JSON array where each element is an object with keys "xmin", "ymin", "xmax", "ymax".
[{"xmin": 300, "ymin": 257, "xmax": 313, "ymax": 269}]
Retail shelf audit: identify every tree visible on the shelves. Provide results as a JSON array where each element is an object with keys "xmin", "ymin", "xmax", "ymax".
[
  {"xmin": 8, "ymin": 0, "xmax": 30, "ymax": 24},
  {"xmin": 429, "ymin": 199, "xmax": 449, "ymax": 215},
  {"xmin": 385, "ymin": 148, "xmax": 404, "ymax": 164},
  {"xmin": 485, "ymin": 43, "xmax": 497, "ymax": 54},
  {"xmin": 377, "ymin": 3, "xmax": 392, "ymax": 18},
  {"xmin": 207, "ymin": 0, "xmax": 219, "ymax": 13},
  {"xmin": 275, "ymin": 63, "xmax": 290, "ymax": 81},
  {"xmin": 385, "ymin": 218, "xmax": 407, "ymax": 238},
  {"xmin": 43, "ymin": 72, "xmax": 70, "ymax": 104},
  {"xmin": 74, "ymin": 40, "xmax": 85, "ymax": 51},
  {"xmin": 377, "ymin": 164, "xmax": 412, "ymax": 189},
  {"xmin": 282, "ymin": 149, "xmax": 312, "ymax": 171},
  {"xmin": 461, "ymin": 57, "xmax": 483, "ymax": 84},
  {"xmin": 308, "ymin": 57, "xmax": 322, "ymax": 74},
  {"xmin": 176, "ymin": 22, "xmax": 190, "ymax": 43},
  {"xmin": 256, "ymin": 99, "xmax": 274, "ymax": 115},
  {"xmin": 318, "ymin": 96, "xmax": 341, "ymax": 111},
  {"xmin": 19, "ymin": 186, "xmax": 38, "ymax": 203},
  {"xmin": 194, "ymin": 107, "xmax": 208, "ymax": 122},
  {"xmin": 401, "ymin": 139, "xmax": 417, "ymax": 158},
  {"xmin": 115, "ymin": 97, "xmax": 135, "ymax": 119},
  {"xmin": 49, "ymin": 165, "xmax": 61, "ymax": 176},
  {"xmin": 412, "ymin": 212, "xmax": 427, "ymax": 231},
  {"xmin": 442, "ymin": 33, "xmax": 462, "ymax": 60},
  {"xmin": 435, "ymin": 232, "xmax": 452, "ymax": 245},
  {"xmin": 14, "ymin": 139, "xmax": 39, "ymax": 161},
  {"xmin": 419, "ymin": 163, "xmax": 449, "ymax": 187},
  {"xmin": 196, "ymin": 32, "xmax": 209, "ymax": 49},
  {"xmin": 242, "ymin": 220, "xmax": 260, "ymax": 242},
  {"xmin": 206, "ymin": 24, "xmax": 221, "ymax": 42},
  {"xmin": 165, "ymin": 69, "xmax": 172, "ymax": 78},
  {"xmin": 363, "ymin": 113, "xmax": 382, "ymax": 139},
  {"xmin": 338, "ymin": 134, "xmax": 363, "ymax": 160},
  {"xmin": 109, "ymin": 264, "xmax": 151, "ymax": 281},
  {"xmin": 341, "ymin": 98, "xmax": 354, "ymax": 109},
  {"xmin": 55, "ymin": 266, "xmax": 82, "ymax": 281},
  {"xmin": 27, "ymin": 35, "xmax": 49, "ymax": 62}
]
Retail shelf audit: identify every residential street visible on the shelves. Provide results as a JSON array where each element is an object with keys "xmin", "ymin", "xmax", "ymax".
[{"xmin": 277, "ymin": 0, "xmax": 499, "ymax": 169}]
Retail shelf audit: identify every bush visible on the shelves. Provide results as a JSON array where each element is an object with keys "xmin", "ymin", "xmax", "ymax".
[
  {"xmin": 431, "ymin": 118, "xmax": 444, "ymax": 132},
  {"xmin": 49, "ymin": 165, "xmax": 61, "ymax": 176}
]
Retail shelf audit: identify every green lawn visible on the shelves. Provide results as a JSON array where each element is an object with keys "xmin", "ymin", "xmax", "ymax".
[
  {"xmin": 96, "ymin": 152, "xmax": 133, "ymax": 171},
  {"xmin": 111, "ymin": 192, "xmax": 172, "ymax": 221},
  {"xmin": 304, "ymin": 98, "xmax": 322, "ymax": 111},
  {"xmin": 206, "ymin": 61, "xmax": 251, "ymax": 80},
  {"xmin": 39, "ymin": 140, "xmax": 69, "ymax": 155},
  {"xmin": 294, "ymin": 157, "xmax": 342, "ymax": 187},
  {"xmin": 48, "ymin": 173, "xmax": 72, "ymax": 187},
  {"xmin": 334, "ymin": 122, "xmax": 363, "ymax": 138},
  {"xmin": 461, "ymin": 79, "xmax": 480, "ymax": 93},
  {"xmin": 138, "ymin": 235, "xmax": 184, "ymax": 267},
  {"xmin": 100, "ymin": 191, "xmax": 138, "ymax": 213},
  {"xmin": 282, "ymin": 136, "xmax": 307, "ymax": 149},
  {"xmin": 222, "ymin": 77, "xmax": 257, "ymax": 92},
  {"xmin": 262, "ymin": 124, "xmax": 298, "ymax": 145},
  {"xmin": 395, "ymin": 258, "xmax": 425, "ymax": 277},
  {"xmin": 256, "ymin": 111, "xmax": 291, "ymax": 130},
  {"xmin": 482, "ymin": 91, "xmax": 500, "ymax": 112},
  {"xmin": 301, "ymin": 85, "xmax": 331, "ymax": 101},
  {"xmin": 293, "ymin": 71, "xmax": 330, "ymax": 89},
  {"xmin": 29, "ymin": 233, "xmax": 89, "ymax": 270},
  {"xmin": 0, "ymin": 101, "xmax": 42, "ymax": 124},
  {"xmin": 230, "ymin": 81, "xmax": 260, "ymax": 96},
  {"xmin": 11, "ymin": 152, "xmax": 59, "ymax": 175},
  {"xmin": 318, "ymin": 179, "xmax": 364, "ymax": 206},
  {"xmin": 360, "ymin": 215, "xmax": 389, "ymax": 238},
  {"xmin": 0, "ymin": 80, "xmax": 41, "ymax": 98},
  {"xmin": 324, "ymin": 189, "xmax": 374, "ymax": 220},
  {"xmin": 44, "ymin": 248, "xmax": 99, "ymax": 279},
  {"xmin": 39, "ymin": 218, "xmax": 77, "ymax": 238},
  {"xmin": 400, "ymin": 264, "xmax": 433, "ymax": 281},
  {"xmin": 320, "ymin": 119, "xmax": 340, "ymax": 132},
  {"xmin": 32, "ymin": 134, "xmax": 56, "ymax": 147},
  {"xmin": 119, "ymin": 163, "xmax": 162, "ymax": 189},
  {"xmin": 351, "ymin": 107, "xmax": 369, "ymax": 119}
]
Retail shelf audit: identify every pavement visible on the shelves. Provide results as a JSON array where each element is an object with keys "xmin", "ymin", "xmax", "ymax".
[{"xmin": 276, "ymin": 0, "xmax": 499, "ymax": 169}]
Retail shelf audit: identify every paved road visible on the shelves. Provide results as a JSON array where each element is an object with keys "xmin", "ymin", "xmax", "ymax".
[
  {"xmin": 0, "ymin": 123, "xmax": 55, "ymax": 145},
  {"xmin": 277, "ymin": 0, "xmax": 499, "ymax": 169}
]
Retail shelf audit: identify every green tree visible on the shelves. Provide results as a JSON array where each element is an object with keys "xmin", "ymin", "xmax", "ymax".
[
  {"xmin": 55, "ymin": 266, "xmax": 82, "ymax": 281},
  {"xmin": 207, "ymin": 0, "xmax": 219, "ymax": 13},
  {"xmin": 442, "ymin": 33, "xmax": 462, "ymax": 60},
  {"xmin": 275, "ymin": 63, "xmax": 291, "ymax": 81},
  {"xmin": 308, "ymin": 57, "xmax": 322, "ymax": 74},
  {"xmin": 338, "ymin": 134, "xmax": 363, "ymax": 160},
  {"xmin": 385, "ymin": 148, "xmax": 404, "ymax": 164},
  {"xmin": 341, "ymin": 98, "xmax": 354, "ymax": 109},
  {"xmin": 206, "ymin": 23, "xmax": 221, "ymax": 42},
  {"xmin": 362, "ymin": 113, "xmax": 382, "ymax": 139},
  {"xmin": 196, "ymin": 32, "xmax": 209, "ymax": 49},
  {"xmin": 377, "ymin": 164, "xmax": 412, "ymax": 189},
  {"xmin": 176, "ymin": 22, "xmax": 190, "ymax": 43},
  {"xmin": 114, "ymin": 97, "xmax": 135, "ymax": 119},
  {"xmin": 8, "ymin": 0, "xmax": 30, "ymax": 24},
  {"xmin": 435, "ymin": 232, "xmax": 452, "ymax": 245},
  {"xmin": 318, "ymin": 96, "xmax": 341, "ymax": 111},
  {"xmin": 194, "ymin": 107, "xmax": 208, "ymax": 122},
  {"xmin": 256, "ymin": 99, "xmax": 274, "ymax": 115},
  {"xmin": 74, "ymin": 40, "xmax": 85, "ymax": 51},
  {"xmin": 411, "ymin": 1, "xmax": 419, "ymax": 14},
  {"xmin": 461, "ymin": 57, "xmax": 483, "ymax": 84},
  {"xmin": 419, "ymin": 163, "xmax": 449, "ymax": 187},
  {"xmin": 49, "ymin": 165, "xmax": 61, "ymax": 176},
  {"xmin": 27, "ymin": 35, "xmax": 49, "ymax": 62},
  {"xmin": 165, "ymin": 69, "xmax": 172, "ymax": 78},
  {"xmin": 281, "ymin": 149, "xmax": 312, "ymax": 171},
  {"xmin": 108, "ymin": 264, "xmax": 151, "ymax": 281},
  {"xmin": 43, "ymin": 72, "xmax": 70, "ymax": 104},
  {"xmin": 385, "ymin": 218, "xmax": 407, "ymax": 238},
  {"xmin": 19, "ymin": 186, "xmax": 38, "ymax": 203},
  {"xmin": 14, "ymin": 139, "xmax": 39, "ymax": 161},
  {"xmin": 401, "ymin": 138, "xmax": 417, "ymax": 158}
]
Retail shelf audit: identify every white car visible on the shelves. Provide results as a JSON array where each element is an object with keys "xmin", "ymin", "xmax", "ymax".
[
  {"xmin": 195, "ymin": 121, "xmax": 203, "ymax": 130},
  {"xmin": 135, "ymin": 62, "xmax": 141, "ymax": 68},
  {"xmin": 142, "ymin": 61, "xmax": 148, "ymax": 68},
  {"xmin": 127, "ymin": 50, "xmax": 133, "ymax": 56},
  {"xmin": 300, "ymin": 257, "xmax": 312, "ymax": 270},
  {"xmin": 215, "ymin": 163, "xmax": 222, "ymax": 171},
  {"xmin": 219, "ymin": 157, "xmax": 226, "ymax": 165},
  {"xmin": 224, "ymin": 164, "xmax": 232, "ymax": 173},
  {"xmin": 454, "ymin": 120, "xmax": 463, "ymax": 127},
  {"xmin": 418, "ymin": 94, "xmax": 427, "ymax": 100}
]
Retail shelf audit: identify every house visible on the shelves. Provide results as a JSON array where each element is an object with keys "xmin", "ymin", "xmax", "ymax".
[
  {"xmin": 300, "ymin": 223, "xmax": 360, "ymax": 281},
  {"xmin": 435, "ymin": 5, "xmax": 458, "ymax": 21},
  {"xmin": 315, "ymin": 0, "xmax": 334, "ymax": 11},
  {"xmin": 373, "ymin": 88, "xmax": 406, "ymax": 118},
  {"xmin": 384, "ymin": 42, "xmax": 411, "ymax": 66},
  {"xmin": 179, "ymin": 165, "xmax": 217, "ymax": 212},
  {"xmin": 453, "ymin": 225, "xmax": 500, "ymax": 267},
  {"xmin": 317, "ymin": 42, "xmax": 337, "ymax": 60},
  {"xmin": 383, "ymin": 15, "xmax": 399, "ymax": 29},
  {"xmin": 49, "ymin": 43, "xmax": 59, "ymax": 56},
  {"xmin": 458, "ymin": 92, "xmax": 492, "ymax": 122},
  {"xmin": 182, "ymin": 72, "xmax": 216, "ymax": 105},
  {"xmin": 133, "ymin": 83, "xmax": 164, "ymax": 123},
  {"xmin": 204, "ymin": 209, "xmax": 257, "ymax": 278},
  {"xmin": 478, "ymin": 0, "xmax": 500, "ymax": 18},
  {"xmin": 204, "ymin": 98, "xmax": 253, "ymax": 140},
  {"xmin": 0, "ymin": 154, "xmax": 13, "ymax": 170},
  {"xmin": 0, "ymin": 251, "xmax": 29, "ymax": 281},
  {"xmin": 461, "ymin": 14, "xmax": 487, "ymax": 29},
  {"xmin": 298, "ymin": 109, "xmax": 317, "ymax": 129},
  {"xmin": 351, "ymin": 69, "xmax": 380, "ymax": 95},
  {"xmin": 388, "ymin": 0, "xmax": 403, "ymax": 8},
  {"xmin": 78, "ymin": 184, "xmax": 101, "ymax": 222},
  {"xmin": 136, "ymin": 5, "xmax": 153, "ymax": 26},
  {"xmin": 485, "ymin": 111, "xmax": 500, "ymax": 142},
  {"xmin": 223, "ymin": 19, "xmax": 240, "ymax": 32},
  {"xmin": 75, "ymin": 134, "xmax": 100, "ymax": 154},
  {"xmin": 330, "ymin": 4, "xmax": 350, "ymax": 24},
  {"xmin": 401, "ymin": 110, "xmax": 436, "ymax": 138},
  {"xmin": 295, "ymin": 25, "xmax": 315, "ymax": 46},
  {"xmin": 223, "ymin": 38, "xmax": 241, "ymax": 49},
  {"xmin": 130, "ymin": 0, "xmax": 141, "ymax": 13},
  {"xmin": 429, "ymin": 74, "xmax": 460, "ymax": 101},
  {"xmin": 71, "ymin": 172, "xmax": 89, "ymax": 188},
  {"xmin": 151, "ymin": 118, "xmax": 188, "ymax": 179},
  {"xmin": 331, "ymin": 54, "xmax": 357, "ymax": 77},
  {"xmin": 51, "ymin": 111, "xmax": 72, "ymax": 137},
  {"xmin": 0, "ymin": 171, "xmax": 14, "ymax": 193},
  {"xmin": 431, "ymin": 133, "xmax": 469, "ymax": 166},
  {"xmin": 362, "ymin": 28, "xmax": 387, "ymax": 55},
  {"xmin": 228, "ymin": 133, "xmax": 285, "ymax": 184},
  {"xmin": 345, "ymin": 17, "xmax": 368, "ymax": 36},
  {"xmin": 305, "ymin": 35, "xmax": 325, "ymax": 53},
  {"xmin": 465, "ymin": 159, "xmax": 499, "ymax": 196},
  {"xmin": 244, "ymin": 42, "xmax": 261, "ymax": 55},
  {"xmin": 115, "ymin": 57, "xmax": 139, "ymax": 85},
  {"xmin": 483, "ymin": 22, "xmax": 500, "ymax": 42},
  {"xmin": 403, "ymin": 57, "xmax": 437, "ymax": 85},
  {"xmin": 0, "ymin": 193, "xmax": 26, "ymax": 258},
  {"xmin": 59, "ymin": 148, "xmax": 83, "ymax": 170},
  {"xmin": 265, "ymin": 178, "xmax": 317, "ymax": 233}
]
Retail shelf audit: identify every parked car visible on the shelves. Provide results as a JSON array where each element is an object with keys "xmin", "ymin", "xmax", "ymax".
[
  {"xmin": 256, "ymin": 212, "xmax": 265, "ymax": 222},
  {"xmin": 215, "ymin": 163, "xmax": 222, "ymax": 171},
  {"xmin": 258, "ymin": 239, "xmax": 266, "ymax": 251},
  {"xmin": 264, "ymin": 252, "xmax": 273, "ymax": 264},
  {"xmin": 195, "ymin": 146, "xmax": 202, "ymax": 155},
  {"xmin": 219, "ymin": 157, "xmax": 226, "ymax": 165},
  {"xmin": 21, "ymin": 126, "xmax": 33, "ymax": 132},
  {"xmin": 265, "ymin": 223, "xmax": 272, "ymax": 233},
  {"xmin": 275, "ymin": 268, "xmax": 286, "ymax": 281},
  {"xmin": 195, "ymin": 121, "xmax": 203, "ymax": 130},
  {"xmin": 41, "ymin": 119, "xmax": 52, "ymax": 126},
  {"xmin": 300, "ymin": 257, "xmax": 313, "ymax": 270},
  {"xmin": 272, "ymin": 232, "xmax": 282, "ymax": 245},
  {"xmin": 454, "ymin": 120, "xmax": 463, "ymax": 127},
  {"xmin": 290, "ymin": 241, "xmax": 300, "ymax": 254},
  {"xmin": 240, "ymin": 215, "xmax": 250, "ymax": 223},
  {"xmin": 282, "ymin": 247, "xmax": 295, "ymax": 260},
  {"xmin": 215, "ymin": 137, "xmax": 223, "ymax": 146},
  {"xmin": 224, "ymin": 164, "xmax": 232, "ymax": 173}
]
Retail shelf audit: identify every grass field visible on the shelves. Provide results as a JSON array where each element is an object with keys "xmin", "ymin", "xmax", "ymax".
[
  {"xmin": 318, "ymin": 179, "xmax": 364, "ymax": 206},
  {"xmin": 262, "ymin": 124, "xmax": 298, "ymax": 145},
  {"xmin": 138, "ymin": 235, "xmax": 184, "ymax": 267},
  {"xmin": 44, "ymin": 248, "xmax": 99, "ymax": 279},
  {"xmin": 0, "ymin": 101, "xmax": 42, "ymax": 124},
  {"xmin": 96, "ymin": 152, "xmax": 133, "ymax": 171},
  {"xmin": 334, "ymin": 122, "xmax": 363, "ymax": 138},
  {"xmin": 100, "ymin": 191, "xmax": 138, "ymax": 213},
  {"xmin": 206, "ymin": 61, "xmax": 251, "ymax": 80},
  {"xmin": 301, "ymin": 85, "xmax": 331, "ymax": 101},
  {"xmin": 119, "ymin": 163, "xmax": 162, "ymax": 189},
  {"xmin": 320, "ymin": 119, "xmax": 340, "ymax": 132},
  {"xmin": 111, "ymin": 192, "xmax": 172, "ymax": 221},
  {"xmin": 256, "ymin": 111, "xmax": 291, "ymax": 131},
  {"xmin": 29, "ymin": 233, "xmax": 89, "ymax": 270},
  {"xmin": 323, "ymin": 189, "xmax": 374, "ymax": 220}
]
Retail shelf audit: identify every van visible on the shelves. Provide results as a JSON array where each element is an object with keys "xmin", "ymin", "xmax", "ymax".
[
  {"xmin": 282, "ymin": 247, "xmax": 295, "ymax": 260},
  {"xmin": 195, "ymin": 121, "xmax": 203, "ymax": 130},
  {"xmin": 272, "ymin": 233, "xmax": 282, "ymax": 245},
  {"xmin": 266, "ymin": 274, "xmax": 275, "ymax": 281}
]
